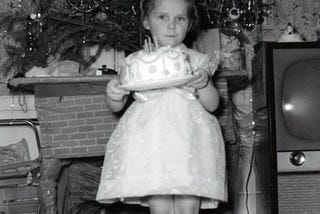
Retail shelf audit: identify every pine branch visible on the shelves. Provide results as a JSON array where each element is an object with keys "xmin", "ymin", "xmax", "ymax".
[{"xmin": 0, "ymin": 13, "xmax": 26, "ymax": 32}]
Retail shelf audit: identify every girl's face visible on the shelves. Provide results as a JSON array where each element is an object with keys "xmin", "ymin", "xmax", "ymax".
[{"xmin": 143, "ymin": 0, "xmax": 190, "ymax": 47}]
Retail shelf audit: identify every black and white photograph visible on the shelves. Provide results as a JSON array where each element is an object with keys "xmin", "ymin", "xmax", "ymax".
[{"xmin": 0, "ymin": 0, "xmax": 320, "ymax": 213}]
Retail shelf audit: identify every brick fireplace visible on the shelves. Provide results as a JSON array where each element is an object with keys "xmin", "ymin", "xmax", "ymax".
[
  {"xmin": 35, "ymin": 89, "xmax": 118, "ymax": 159},
  {"xmin": 8, "ymin": 75, "xmax": 229, "ymax": 214}
]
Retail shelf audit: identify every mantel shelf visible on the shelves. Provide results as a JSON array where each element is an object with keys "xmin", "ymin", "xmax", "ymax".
[
  {"xmin": 8, "ymin": 75, "xmax": 116, "ymax": 87},
  {"xmin": 7, "ymin": 75, "xmax": 117, "ymax": 97}
]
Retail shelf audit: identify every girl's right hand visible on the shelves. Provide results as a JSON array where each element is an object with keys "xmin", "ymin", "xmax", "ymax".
[
  {"xmin": 106, "ymin": 79, "xmax": 130, "ymax": 101},
  {"xmin": 186, "ymin": 68, "xmax": 209, "ymax": 89}
]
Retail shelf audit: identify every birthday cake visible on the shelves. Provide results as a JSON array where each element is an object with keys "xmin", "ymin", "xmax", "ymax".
[{"xmin": 120, "ymin": 46, "xmax": 194, "ymax": 90}]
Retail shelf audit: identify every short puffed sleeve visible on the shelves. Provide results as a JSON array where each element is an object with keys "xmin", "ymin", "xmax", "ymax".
[{"xmin": 185, "ymin": 48, "xmax": 220, "ymax": 76}]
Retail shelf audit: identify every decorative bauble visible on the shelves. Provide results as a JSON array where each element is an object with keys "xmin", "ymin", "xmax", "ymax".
[
  {"xmin": 228, "ymin": 6, "xmax": 240, "ymax": 20},
  {"xmin": 30, "ymin": 13, "xmax": 37, "ymax": 20},
  {"xmin": 95, "ymin": 12, "xmax": 108, "ymax": 22}
]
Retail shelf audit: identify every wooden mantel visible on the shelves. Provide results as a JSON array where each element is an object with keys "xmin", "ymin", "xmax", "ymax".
[
  {"xmin": 8, "ymin": 75, "xmax": 115, "ymax": 86},
  {"xmin": 8, "ymin": 75, "xmax": 116, "ymax": 97}
]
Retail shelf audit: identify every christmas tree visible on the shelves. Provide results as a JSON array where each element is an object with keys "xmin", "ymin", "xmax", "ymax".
[
  {"xmin": 1, "ymin": 0, "xmax": 142, "ymax": 76},
  {"xmin": 0, "ymin": 0, "xmax": 270, "ymax": 77}
]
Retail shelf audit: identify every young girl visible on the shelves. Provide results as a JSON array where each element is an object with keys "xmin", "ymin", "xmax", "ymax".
[{"xmin": 96, "ymin": 0, "xmax": 227, "ymax": 213}]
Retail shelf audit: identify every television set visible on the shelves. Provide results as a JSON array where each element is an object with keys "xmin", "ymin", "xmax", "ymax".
[{"xmin": 252, "ymin": 42, "xmax": 320, "ymax": 214}]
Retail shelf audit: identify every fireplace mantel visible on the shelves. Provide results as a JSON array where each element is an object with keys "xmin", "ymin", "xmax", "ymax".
[
  {"xmin": 8, "ymin": 75, "xmax": 116, "ymax": 97},
  {"xmin": 9, "ymin": 75, "xmax": 115, "ymax": 86}
]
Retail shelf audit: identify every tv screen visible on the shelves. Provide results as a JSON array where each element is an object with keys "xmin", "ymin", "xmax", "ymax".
[
  {"xmin": 282, "ymin": 59, "xmax": 320, "ymax": 141},
  {"xmin": 271, "ymin": 45, "xmax": 320, "ymax": 151}
]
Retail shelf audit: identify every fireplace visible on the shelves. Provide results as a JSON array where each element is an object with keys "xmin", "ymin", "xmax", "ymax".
[{"xmin": 8, "ymin": 75, "xmax": 229, "ymax": 214}]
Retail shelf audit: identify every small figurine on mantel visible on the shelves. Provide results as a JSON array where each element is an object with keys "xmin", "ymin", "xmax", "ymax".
[
  {"xmin": 278, "ymin": 23, "xmax": 304, "ymax": 43},
  {"xmin": 95, "ymin": 65, "xmax": 117, "ymax": 76}
]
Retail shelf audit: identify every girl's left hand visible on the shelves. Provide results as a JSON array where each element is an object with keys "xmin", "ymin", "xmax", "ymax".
[{"xmin": 186, "ymin": 69, "xmax": 210, "ymax": 89}]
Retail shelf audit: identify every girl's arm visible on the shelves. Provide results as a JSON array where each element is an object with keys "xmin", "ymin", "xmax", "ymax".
[
  {"xmin": 197, "ymin": 80, "xmax": 220, "ymax": 112},
  {"xmin": 106, "ymin": 94, "xmax": 129, "ymax": 112},
  {"xmin": 106, "ymin": 79, "xmax": 130, "ymax": 112},
  {"xmin": 187, "ymin": 69, "xmax": 220, "ymax": 112}
]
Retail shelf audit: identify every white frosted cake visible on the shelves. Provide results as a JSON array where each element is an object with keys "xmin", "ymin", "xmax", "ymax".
[{"xmin": 120, "ymin": 46, "xmax": 193, "ymax": 87}]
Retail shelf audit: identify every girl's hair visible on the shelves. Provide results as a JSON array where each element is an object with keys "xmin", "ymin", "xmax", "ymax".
[{"xmin": 140, "ymin": 0, "xmax": 199, "ymax": 31}]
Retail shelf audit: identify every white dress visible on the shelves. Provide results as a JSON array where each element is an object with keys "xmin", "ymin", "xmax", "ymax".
[{"xmin": 96, "ymin": 45, "xmax": 228, "ymax": 209}]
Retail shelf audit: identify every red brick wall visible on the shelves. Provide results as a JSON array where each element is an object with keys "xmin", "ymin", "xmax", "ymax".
[
  {"xmin": 35, "ymin": 79, "xmax": 229, "ymax": 159},
  {"xmin": 35, "ymin": 94, "xmax": 119, "ymax": 159}
]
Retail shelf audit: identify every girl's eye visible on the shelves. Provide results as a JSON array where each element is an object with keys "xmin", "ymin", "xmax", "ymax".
[
  {"xmin": 157, "ymin": 15, "xmax": 168, "ymax": 20},
  {"xmin": 176, "ymin": 16, "xmax": 187, "ymax": 22}
]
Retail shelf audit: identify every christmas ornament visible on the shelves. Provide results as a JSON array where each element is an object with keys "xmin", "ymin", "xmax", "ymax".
[
  {"xmin": 95, "ymin": 11, "xmax": 108, "ymax": 22},
  {"xmin": 228, "ymin": 0, "xmax": 240, "ymax": 21}
]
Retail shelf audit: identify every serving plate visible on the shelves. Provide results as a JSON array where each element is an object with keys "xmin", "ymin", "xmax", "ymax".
[{"xmin": 119, "ymin": 75, "xmax": 198, "ymax": 91}]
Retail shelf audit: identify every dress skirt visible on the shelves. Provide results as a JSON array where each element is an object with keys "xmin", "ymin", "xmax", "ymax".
[{"xmin": 96, "ymin": 88, "xmax": 228, "ymax": 209}]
